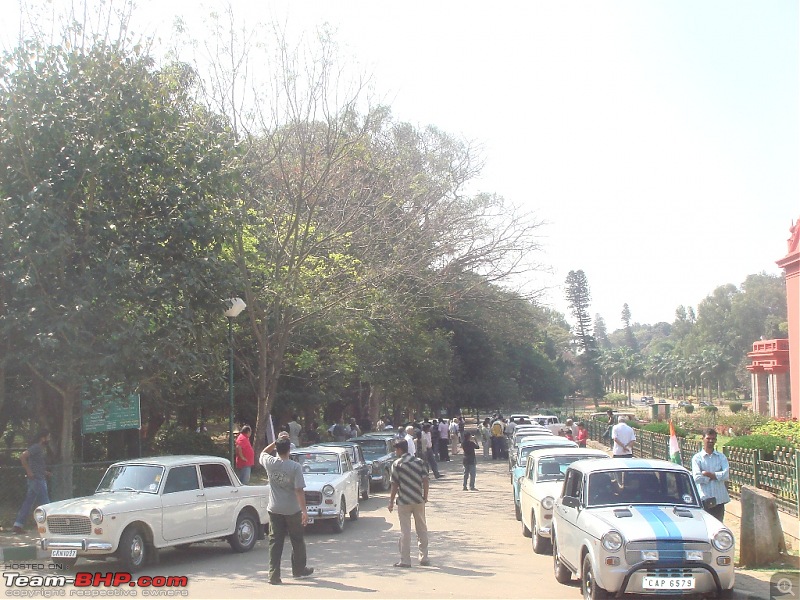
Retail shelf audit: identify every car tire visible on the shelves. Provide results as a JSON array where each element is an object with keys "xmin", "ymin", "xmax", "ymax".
[
  {"xmin": 117, "ymin": 525, "xmax": 148, "ymax": 572},
  {"xmin": 228, "ymin": 510, "xmax": 258, "ymax": 553},
  {"xmin": 532, "ymin": 513, "xmax": 551, "ymax": 554},
  {"xmin": 521, "ymin": 513, "xmax": 532, "ymax": 538},
  {"xmin": 361, "ymin": 478, "xmax": 370, "ymax": 500},
  {"xmin": 514, "ymin": 500, "xmax": 522, "ymax": 521},
  {"xmin": 331, "ymin": 499, "xmax": 346, "ymax": 533},
  {"xmin": 552, "ymin": 536, "xmax": 572, "ymax": 584},
  {"xmin": 582, "ymin": 553, "xmax": 608, "ymax": 600},
  {"xmin": 349, "ymin": 501, "xmax": 359, "ymax": 520}
]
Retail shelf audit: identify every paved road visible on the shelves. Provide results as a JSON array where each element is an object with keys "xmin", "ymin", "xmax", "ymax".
[{"xmin": 4, "ymin": 455, "xmax": 779, "ymax": 599}]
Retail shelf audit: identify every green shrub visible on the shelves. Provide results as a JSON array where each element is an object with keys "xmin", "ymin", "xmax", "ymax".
[
  {"xmin": 729, "ymin": 402, "xmax": 743, "ymax": 414},
  {"xmin": 153, "ymin": 425, "xmax": 227, "ymax": 458},
  {"xmin": 596, "ymin": 406, "xmax": 615, "ymax": 415},
  {"xmin": 724, "ymin": 434, "xmax": 794, "ymax": 460},
  {"xmin": 716, "ymin": 411, "xmax": 770, "ymax": 436},
  {"xmin": 642, "ymin": 422, "xmax": 689, "ymax": 437},
  {"xmin": 683, "ymin": 404, "xmax": 694, "ymax": 414},
  {"xmin": 604, "ymin": 393, "xmax": 628, "ymax": 406},
  {"xmin": 752, "ymin": 420, "xmax": 800, "ymax": 444},
  {"xmin": 703, "ymin": 405, "xmax": 718, "ymax": 413}
]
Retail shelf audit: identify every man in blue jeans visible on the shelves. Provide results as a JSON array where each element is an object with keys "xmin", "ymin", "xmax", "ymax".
[
  {"xmin": 14, "ymin": 429, "xmax": 51, "ymax": 534},
  {"xmin": 461, "ymin": 432, "xmax": 479, "ymax": 491},
  {"xmin": 259, "ymin": 432, "xmax": 313, "ymax": 585}
]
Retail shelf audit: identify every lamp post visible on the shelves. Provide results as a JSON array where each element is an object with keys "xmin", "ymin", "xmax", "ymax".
[{"xmin": 225, "ymin": 297, "xmax": 246, "ymax": 465}]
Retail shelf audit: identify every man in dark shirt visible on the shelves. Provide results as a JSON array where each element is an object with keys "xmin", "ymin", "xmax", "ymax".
[
  {"xmin": 461, "ymin": 432, "xmax": 479, "ymax": 491},
  {"xmin": 388, "ymin": 439, "xmax": 430, "ymax": 567},
  {"xmin": 13, "ymin": 429, "xmax": 51, "ymax": 534}
]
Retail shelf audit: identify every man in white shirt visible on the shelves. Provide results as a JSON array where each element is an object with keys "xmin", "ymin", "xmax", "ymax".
[
  {"xmin": 611, "ymin": 416, "xmax": 636, "ymax": 458},
  {"xmin": 438, "ymin": 419, "xmax": 450, "ymax": 461},
  {"xmin": 404, "ymin": 426, "xmax": 417, "ymax": 457}
]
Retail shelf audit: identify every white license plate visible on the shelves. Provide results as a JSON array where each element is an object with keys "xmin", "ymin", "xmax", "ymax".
[
  {"xmin": 306, "ymin": 517, "xmax": 314, "ymax": 524},
  {"xmin": 643, "ymin": 576, "xmax": 695, "ymax": 590},
  {"xmin": 51, "ymin": 549, "xmax": 77, "ymax": 558}
]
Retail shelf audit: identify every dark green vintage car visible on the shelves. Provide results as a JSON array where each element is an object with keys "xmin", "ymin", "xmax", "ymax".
[{"xmin": 348, "ymin": 435, "xmax": 396, "ymax": 492}]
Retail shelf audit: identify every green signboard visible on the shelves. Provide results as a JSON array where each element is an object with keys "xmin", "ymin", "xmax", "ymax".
[{"xmin": 81, "ymin": 393, "xmax": 141, "ymax": 434}]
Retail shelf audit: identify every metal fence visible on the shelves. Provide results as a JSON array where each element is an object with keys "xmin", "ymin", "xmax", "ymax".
[{"xmin": 587, "ymin": 419, "xmax": 800, "ymax": 517}]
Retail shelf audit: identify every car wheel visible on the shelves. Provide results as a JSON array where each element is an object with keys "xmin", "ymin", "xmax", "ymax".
[
  {"xmin": 514, "ymin": 499, "xmax": 522, "ymax": 521},
  {"xmin": 521, "ymin": 513, "xmax": 532, "ymax": 538},
  {"xmin": 349, "ymin": 501, "xmax": 359, "ymax": 520},
  {"xmin": 552, "ymin": 536, "xmax": 572, "ymax": 584},
  {"xmin": 532, "ymin": 513, "xmax": 551, "ymax": 554},
  {"xmin": 582, "ymin": 553, "xmax": 608, "ymax": 600},
  {"xmin": 117, "ymin": 526, "xmax": 147, "ymax": 572},
  {"xmin": 381, "ymin": 470, "xmax": 391, "ymax": 491},
  {"xmin": 361, "ymin": 478, "xmax": 370, "ymax": 500},
  {"xmin": 331, "ymin": 499, "xmax": 346, "ymax": 533},
  {"xmin": 229, "ymin": 510, "xmax": 258, "ymax": 553}
]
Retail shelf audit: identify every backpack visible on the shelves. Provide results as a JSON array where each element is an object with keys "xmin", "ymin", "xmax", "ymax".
[{"xmin": 491, "ymin": 422, "xmax": 503, "ymax": 437}]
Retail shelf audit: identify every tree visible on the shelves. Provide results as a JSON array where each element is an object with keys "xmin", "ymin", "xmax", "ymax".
[
  {"xmin": 565, "ymin": 270, "xmax": 602, "ymax": 400},
  {"xmin": 621, "ymin": 303, "xmax": 638, "ymax": 351},
  {"xmin": 593, "ymin": 314, "xmax": 610, "ymax": 349},
  {"xmin": 0, "ymin": 36, "xmax": 233, "ymax": 493}
]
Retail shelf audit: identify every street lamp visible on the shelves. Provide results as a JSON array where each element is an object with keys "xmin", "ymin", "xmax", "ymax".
[{"xmin": 225, "ymin": 297, "xmax": 246, "ymax": 465}]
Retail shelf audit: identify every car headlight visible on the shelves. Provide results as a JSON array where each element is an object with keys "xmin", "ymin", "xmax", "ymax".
[
  {"xmin": 90, "ymin": 508, "xmax": 104, "ymax": 525},
  {"xmin": 34, "ymin": 508, "xmax": 46, "ymax": 524},
  {"xmin": 685, "ymin": 550, "xmax": 704, "ymax": 561},
  {"xmin": 541, "ymin": 496, "xmax": 554, "ymax": 510},
  {"xmin": 601, "ymin": 530, "xmax": 623, "ymax": 552},
  {"xmin": 712, "ymin": 529, "xmax": 734, "ymax": 552},
  {"xmin": 322, "ymin": 485, "xmax": 335, "ymax": 497}
]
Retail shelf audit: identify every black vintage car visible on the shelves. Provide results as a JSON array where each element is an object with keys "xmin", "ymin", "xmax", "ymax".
[
  {"xmin": 308, "ymin": 442, "xmax": 372, "ymax": 499},
  {"xmin": 349, "ymin": 435, "xmax": 396, "ymax": 492}
]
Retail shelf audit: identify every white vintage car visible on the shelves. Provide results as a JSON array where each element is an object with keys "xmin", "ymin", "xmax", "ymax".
[
  {"xmin": 552, "ymin": 458, "xmax": 735, "ymax": 599},
  {"xmin": 36, "ymin": 455, "xmax": 270, "ymax": 571},
  {"xmin": 290, "ymin": 447, "xmax": 360, "ymax": 533},
  {"xmin": 519, "ymin": 447, "xmax": 608, "ymax": 554},
  {"xmin": 530, "ymin": 414, "xmax": 567, "ymax": 435}
]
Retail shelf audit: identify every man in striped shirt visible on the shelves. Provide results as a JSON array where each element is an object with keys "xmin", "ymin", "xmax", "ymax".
[{"xmin": 388, "ymin": 439, "xmax": 430, "ymax": 567}]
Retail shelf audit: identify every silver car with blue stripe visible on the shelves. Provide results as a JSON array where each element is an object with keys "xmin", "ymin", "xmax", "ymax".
[{"xmin": 552, "ymin": 458, "xmax": 735, "ymax": 599}]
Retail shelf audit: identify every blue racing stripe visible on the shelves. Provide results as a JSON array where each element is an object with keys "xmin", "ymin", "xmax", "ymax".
[
  {"xmin": 638, "ymin": 506, "xmax": 682, "ymax": 540},
  {"xmin": 626, "ymin": 460, "xmax": 652, "ymax": 469}
]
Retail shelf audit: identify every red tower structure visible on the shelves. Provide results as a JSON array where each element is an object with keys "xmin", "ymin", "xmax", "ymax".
[{"xmin": 775, "ymin": 217, "xmax": 799, "ymax": 418}]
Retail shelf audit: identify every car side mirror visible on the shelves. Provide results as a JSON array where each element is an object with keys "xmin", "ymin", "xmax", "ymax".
[{"xmin": 562, "ymin": 495, "xmax": 580, "ymax": 509}]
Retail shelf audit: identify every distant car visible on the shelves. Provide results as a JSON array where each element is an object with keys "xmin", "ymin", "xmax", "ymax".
[
  {"xmin": 511, "ymin": 427, "xmax": 552, "ymax": 452},
  {"xmin": 551, "ymin": 458, "xmax": 735, "ymax": 599},
  {"xmin": 349, "ymin": 435, "xmax": 395, "ymax": 491},
  {"xmin": 290, "ymin": 447, "xmax": 360, "ymax": 533},
  {"xmin": 678, "ymin": 400, "xmax": 692, "ymax": 408},
  {"xmin": 519, "ymin": 448, "xmax": 608, "ymax": 554},
  {"xmin": 510, "ymin": 438, "xmax": 577, "ymax": 521},
  {"xmin": 308, "ymin": 442, "xmax": 371, "ymax": 499},
  {"xmin": 530, "ymin": 415, "xmax": 567, "ymax": 435},
  {"xmin": 36, "ymin": 455, "xmax": 269, "ymax": 571},
  {"xmin": 638, "ymin": 396, "xmax": 655, "ymax": 405}
]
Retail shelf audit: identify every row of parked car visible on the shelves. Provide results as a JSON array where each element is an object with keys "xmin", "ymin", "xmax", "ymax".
[
  {"xmin": 32, "ymin": 432, "xmax": 401, "ymax": 572},
  {"xmin": 506, "ymin": 415, "xmax": 736, "ymax": 599}
]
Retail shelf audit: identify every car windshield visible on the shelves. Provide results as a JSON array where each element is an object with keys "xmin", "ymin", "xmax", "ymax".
[
  {"xmin": 291, "ymin": 452, "xmax": 341, "ymax": 474},
  {"xmin": 537, "ymin": 455, "xmax": 599, "ymax": 482},
  {"xmin": 587, "ymin": 470, "xmax": 700, "ymax": 507},
  {"xmin": 96, "ymin": 464, "xmax": 164, "ymax": 493},
  {"xmin": 354, "ymin": 440, "xmax": 389, "ymax": 458}
]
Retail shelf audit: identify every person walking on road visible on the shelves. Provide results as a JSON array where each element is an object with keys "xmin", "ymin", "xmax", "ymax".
[
  {"xmin": 692, "ymin": 428, "xmax": 730, "ymax": 522},
  {"xmin": 421, "ymin": 423, "xmax": 441, "ymax": 479},
  {"xmin": 388, "ymin": 439, "xmax": 430, "ymax": 567},
  {"xmin": 287, "ymin": 415, "xmax": 302, "ymax": 447},
  {"xmin": 449, "ymin": 419, "xmax": 459, "ymax": 456},
  {"xmin": 235, "ymin": 425, "xmax": 255, "ymax": 484},
  {"xmin": 461, "ymin": 432, "xmax": 479, "ymax": 491},
  {"xmin": 490, "ymin": 417, "xmax": 504, "ymax": 460},
  {"xmin": 259, "ymin": 432, "xmax": 314, "ymax": 585},
  {"xmin": 479, "ymin": 418, "xmax": 491, "ymax": 458},
  {"xmin": 438, "ymin": 419, "xmax": 450, "ymax": 461},
  {"xmin": 13, "ymin": 429, "xmax": 51, "ymax": 534}
]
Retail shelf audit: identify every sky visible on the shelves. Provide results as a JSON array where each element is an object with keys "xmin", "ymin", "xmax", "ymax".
[{"xmin": 3, "ymin": 1, "xmax": 798, "ymax": 332}]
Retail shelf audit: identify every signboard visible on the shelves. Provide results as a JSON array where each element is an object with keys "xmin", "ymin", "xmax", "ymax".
[{"xmin": 81, "ymin": 393, "xmax": 141, "ymax": 434}]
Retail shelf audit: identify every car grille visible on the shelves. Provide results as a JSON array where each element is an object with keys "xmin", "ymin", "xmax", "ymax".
[
  {"xmin": 626, "ymin": 540, "xmax": 711, "ymax": 564},
  {"xmin": 305, "ymin": 491, "xmax": 322, "ymax": 506},
  {"xmin": 47, "ymin": 516, "xmax": 91, "ymax": 535}
]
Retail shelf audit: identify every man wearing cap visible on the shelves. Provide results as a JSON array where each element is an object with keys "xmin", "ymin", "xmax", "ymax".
[{"xmin": 388, "ymin": 439, "xmax": 430, "ymax": 567}]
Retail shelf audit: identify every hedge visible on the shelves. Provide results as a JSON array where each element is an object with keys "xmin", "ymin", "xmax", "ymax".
[{"xmin": 724, "ymin": 434, "xmax": 795, "ymax": 460}]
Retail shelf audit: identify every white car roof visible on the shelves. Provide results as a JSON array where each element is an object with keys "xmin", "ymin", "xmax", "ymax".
[
  {"xmin": 292, "ymin": 447, "xmax": 349, "ymax": 458},
  {"xmin": 569, "ymin": 457, "xmax": 688, "ymax": 474},
  {"xmin": 527, "ymin": 447, "xmax": 609, "ymax": 461},
  {"xmin": 110, "ymin": 455, "xmax": 230, "ymax": 468},
  {"xmin": 517, "ymin": 438, "xmax": 577, "ymax": 449}
]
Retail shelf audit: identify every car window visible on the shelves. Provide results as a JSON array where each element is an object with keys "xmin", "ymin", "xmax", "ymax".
[
  {"xmin": 292, "ymin": 452, "xmax": 342, "ymax": 474},
  {"xmin": 97, "ymin": 464, "xmax": 164, "ymax": 494},
  {"xmin": 163, "ymin": 465, "xmax": 200, "ymax": 494},
  {"xmin": 563, "ymin": 469, "xmax": 583, "ymax": 502},
  {"xmin": 587, "ymin": 470, "xmax": 699, "ymax": 506},
  {"xmin": 342, "ymin": 454, "xmax": 352, "ymax": 472},
  {"xmin": 199, "ymin": 463, "xmax": 232, "ymax": 488}
]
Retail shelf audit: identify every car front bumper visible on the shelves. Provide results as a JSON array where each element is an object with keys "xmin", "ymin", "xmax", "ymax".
[
  {"xmin": 306, "ymin": 506, "xmax": 341, "ymax": 520},
  {"xmin": 599, "ymin": 559, "xmax": 734, "ymax": 597},
  {"xmin": 39, "ymin": 538, "xmax": 114, "ymax": 555}
]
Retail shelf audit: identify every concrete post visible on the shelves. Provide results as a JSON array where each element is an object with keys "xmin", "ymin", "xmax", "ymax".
[{"xmin": 739, "ymin": 485, "xmax": 787, "ymax": 567}]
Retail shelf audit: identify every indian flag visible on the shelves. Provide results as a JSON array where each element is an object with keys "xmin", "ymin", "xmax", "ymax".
[{"xmin": 669, "ymin": 420, "xmax": 682, "ymax": 465}]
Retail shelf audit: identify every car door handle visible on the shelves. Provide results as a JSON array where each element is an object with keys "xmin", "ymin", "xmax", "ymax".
[
  {"xmin": 196, "ymin": 493, "xmax": 206, "ymax": 498},
  {"xmin": 230, "ymin": 489, "xmax": 239, "ymax": 493}
]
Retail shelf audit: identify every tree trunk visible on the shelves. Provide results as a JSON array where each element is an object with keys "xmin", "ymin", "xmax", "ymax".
[
  {"xmin": 53, "ymin": 389, "xmax": 77, "ymax": 500},
  {"xmin": 367, "ymin": 384, "xmax": 382, "ymax": 431}
]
